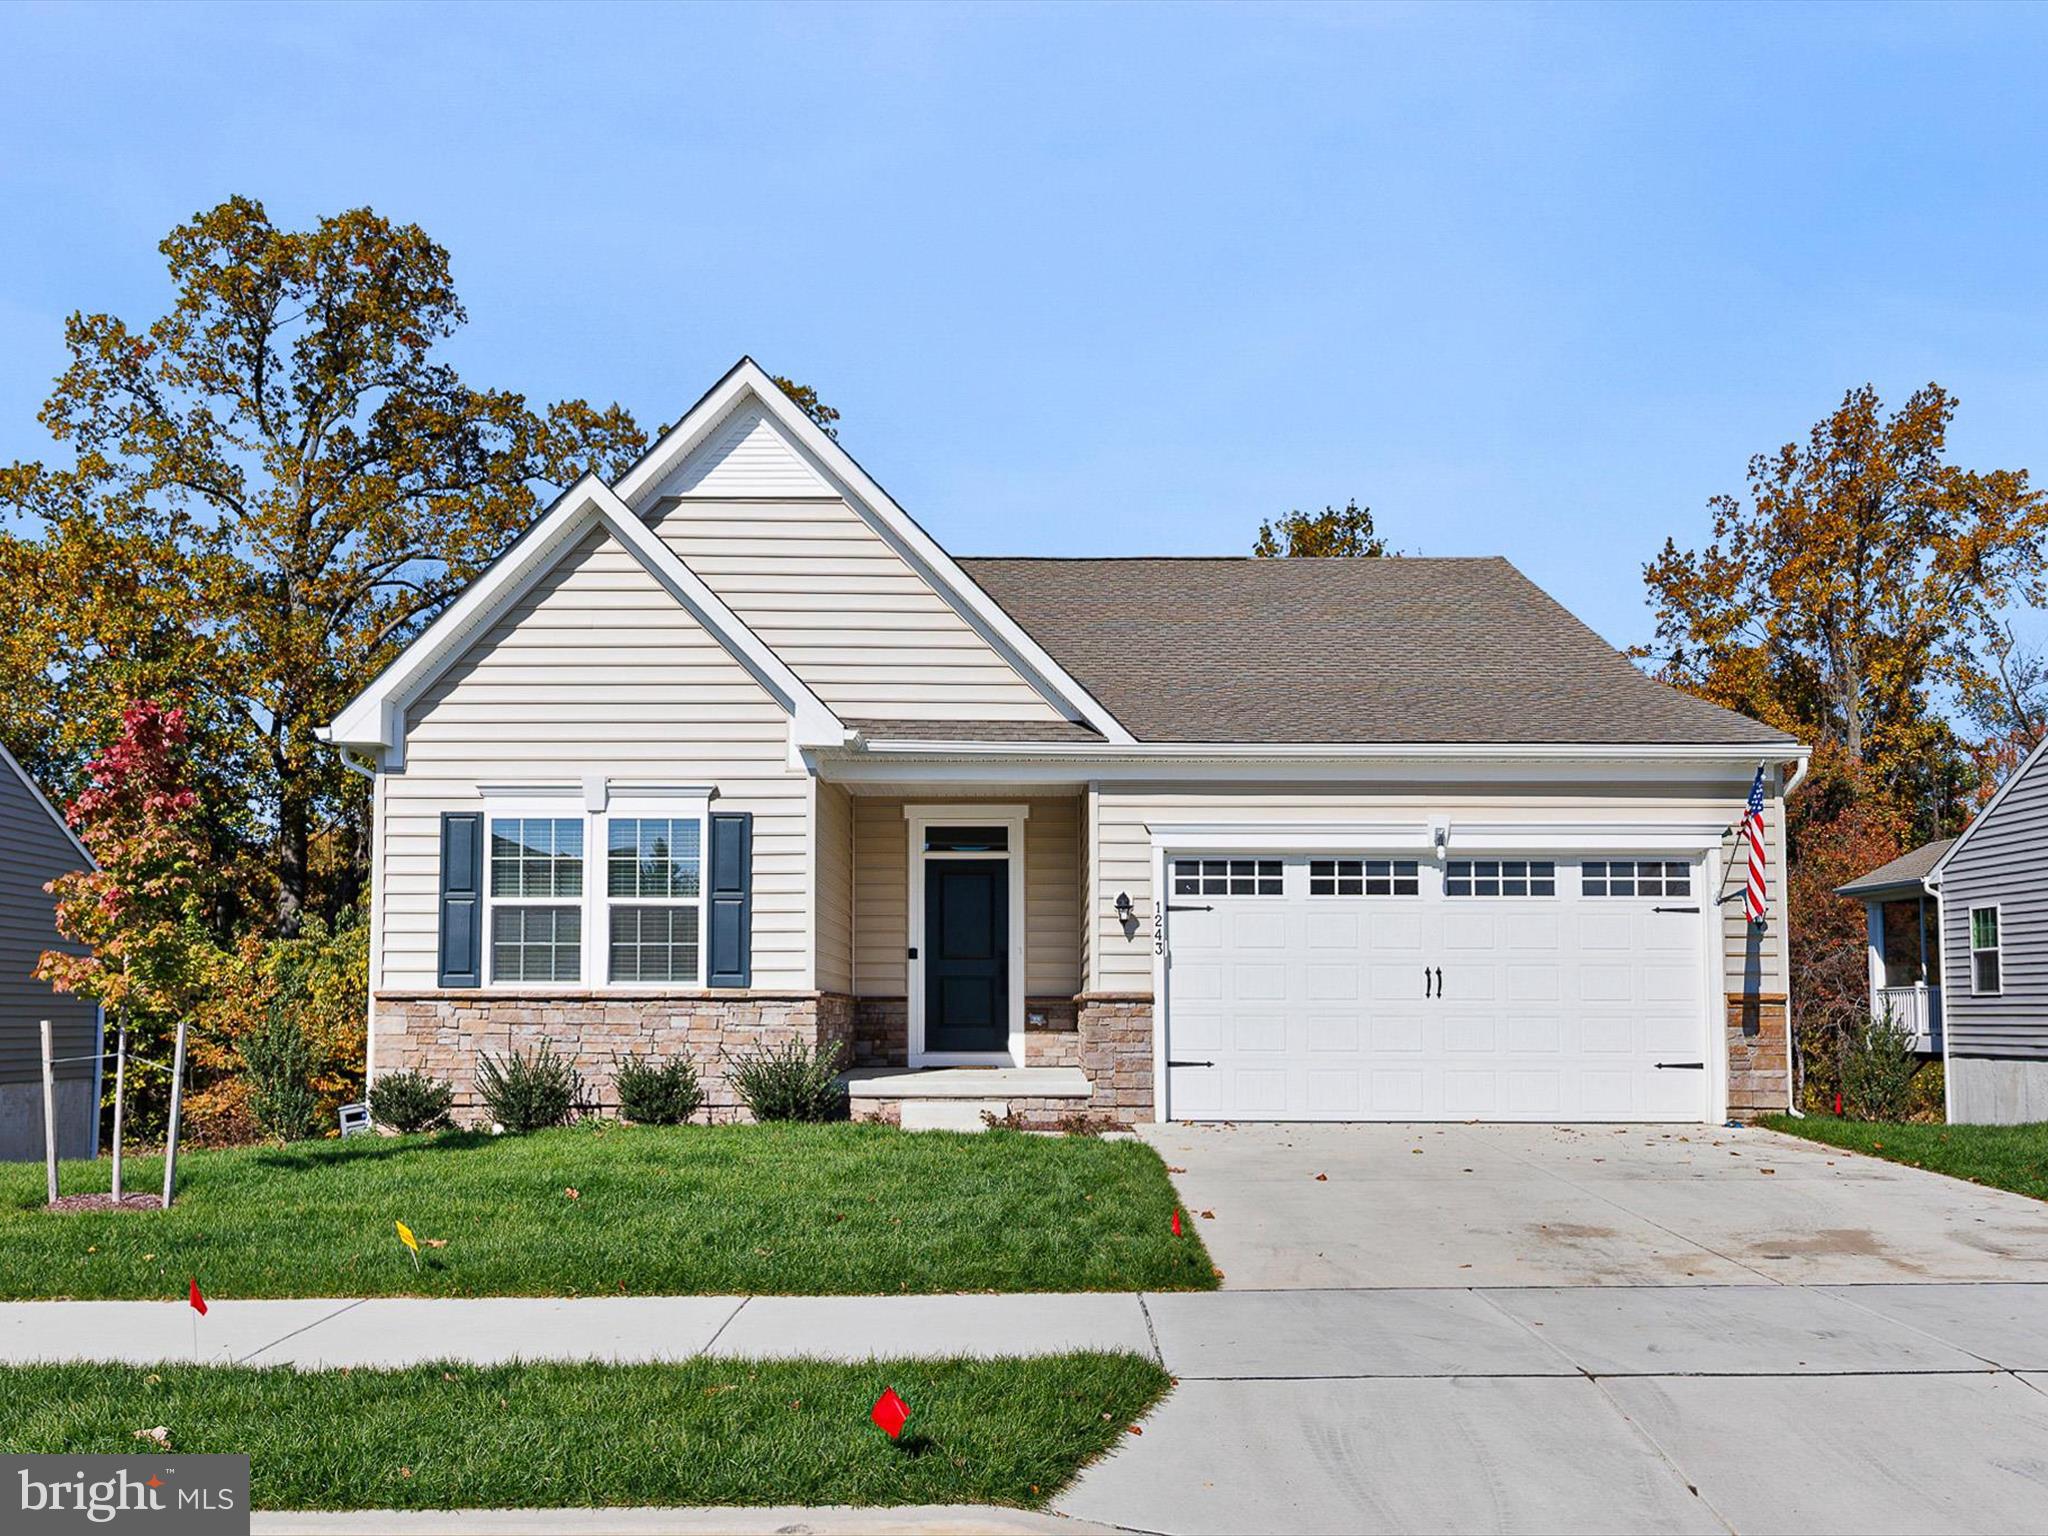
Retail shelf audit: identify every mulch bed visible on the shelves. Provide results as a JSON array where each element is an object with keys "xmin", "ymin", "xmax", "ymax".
[{"xmin": 45, "ymin": 1193, "xmax": 163, "ymax": 1214}]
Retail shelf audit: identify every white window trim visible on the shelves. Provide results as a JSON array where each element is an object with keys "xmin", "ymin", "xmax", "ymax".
[
  {"xmin": 1969, "ymin": 903, "xmax": 2003, "ymax": 997},
  {"xmin": 481, "ymin": 796, "xmax": 590, "ymax": 988},
  {"xmin": 905, "ymin": 804, "xmax": 1030, "ymax": 1067},
  {"xmin": 603, "ymin": 793, "xmax": 713, "ymax": 990},
  {"xmin": 480, "ymin": 786, "xmax": 713, "ymax": 991}
]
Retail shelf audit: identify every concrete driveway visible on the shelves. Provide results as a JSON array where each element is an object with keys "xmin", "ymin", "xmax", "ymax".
[
  {"xmin": 1051, "ymin": 1123, "xmax": 2048, "ymax": 1534},
  {"xmin": 1139, "ymin": 1121, "xmax": 2048, "ymax": 1287}
]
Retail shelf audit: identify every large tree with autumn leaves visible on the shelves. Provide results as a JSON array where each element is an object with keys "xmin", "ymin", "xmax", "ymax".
[
  {"xmin": 1645, "ymin": 383, "xmax": 2048, "ymax": 1104},
  {"xmin": 0, "ymin": 197, "xmax": 837, "ymax": 943},
  {"xmin": 1645, "ymin": 383, "xmax": 2048, "ymax": 826}
]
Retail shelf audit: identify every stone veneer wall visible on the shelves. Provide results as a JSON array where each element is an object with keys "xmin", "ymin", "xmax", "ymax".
[
  {"xmin": 1726, "ymin": 993, "xmax": 1790, "ymax": 1119},
  {"xmin": 850, "ymin": 998, "xmax": 906, "ymax": 1067},
  {"xmin": 374, "ymin": 990, "xmax": 858, "ymax": 1125},
  {"xmin": 1074, "ymin": 994, "xmax": 1153, "ymax": 1123}
]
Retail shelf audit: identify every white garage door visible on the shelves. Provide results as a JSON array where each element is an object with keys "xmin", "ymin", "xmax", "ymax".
[{"xmin": 1164, "ymin": 853, "xmax": 1710, "ymax": 1122}]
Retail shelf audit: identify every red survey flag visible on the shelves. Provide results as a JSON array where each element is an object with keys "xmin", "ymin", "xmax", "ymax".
[
  {"xmin": 187, "ymin": 1278, "xmax": 207, "ymax": 1316},
  {"xmin": 870, "ymin": 1387, "xmax": 910, "ymax": 1439},
  {"xmin": 1170, "ymin": 1209, "xmax": 1182, "ymax": 1237}
]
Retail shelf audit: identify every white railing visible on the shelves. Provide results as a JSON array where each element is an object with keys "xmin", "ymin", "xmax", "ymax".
[{"xmin": 1876, "ymin": 984, "xmax": 1943, "ymax": 1054}]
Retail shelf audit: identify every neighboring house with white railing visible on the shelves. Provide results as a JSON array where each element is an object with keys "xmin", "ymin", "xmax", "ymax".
[
  {"xmin": 1841, "ymin": 732, "xmax": 2048, "ymax": 1123},
  {"xmin": 1837, "ymin": 839, "xmax": 1952, "ymax": 1057}
]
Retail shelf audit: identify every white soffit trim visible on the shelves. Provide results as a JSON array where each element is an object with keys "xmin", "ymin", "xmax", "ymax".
[
  {"xmin": 325, "ymin": 476, "xmax": 848, "ymax": 755},
  {"xmin": 1145, "ymin": 819, "xmax": 1730, "ymax": 853},
  {"xmin": 612, "ymin": 358, "xmax": 1137, "ymax": 746},
  {"xmin": 1927, "ymin": 730, "xmax": 2048, "ymax": 884},
  {"xmin": 0, "ymin": 739, "xmax": 96, "ymax": 870}
]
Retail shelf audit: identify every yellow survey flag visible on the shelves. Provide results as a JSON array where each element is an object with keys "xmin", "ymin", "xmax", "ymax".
[{"xmin": 396, "ymin": 1220, "xmax": 419, "ymax": 1254}]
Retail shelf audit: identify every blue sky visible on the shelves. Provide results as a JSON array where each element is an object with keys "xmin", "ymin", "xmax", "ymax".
[{"xmin": 2, "ymin": 1, "xmax": 2044, "ymax": 650}]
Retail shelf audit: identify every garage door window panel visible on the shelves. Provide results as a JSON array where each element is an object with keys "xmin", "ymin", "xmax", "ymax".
[
  {"xmin": 1174, "ymin": 858, "xmax": 1282, "ymax": 896},
  {"xmin": 1583, "ymin": 860, "xmax": 1690, "ymax": 898},
  {"xmin": 1445, "ymin": 859, "xmax": 1555, "ymax": 897},
  {"xmin": 1310, "ymin": 858, "xmax": 1419, "ymax": 897}
]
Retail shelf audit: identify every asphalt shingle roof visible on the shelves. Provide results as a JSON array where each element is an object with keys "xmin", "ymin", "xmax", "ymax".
[
  {"xmin": 1835, "ymin": 838, "xmax": 1955, "ymax": 897},
  {"xmin": 956, "ymin": 556, "xmax": 1797, "ymax": 748}
]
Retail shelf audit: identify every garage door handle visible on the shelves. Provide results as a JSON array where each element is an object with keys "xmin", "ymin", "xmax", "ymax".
[
  {"xmin": 1434, "ymin": 966, "xmax": 1443, "ymax": 997},
  {"xmin": 1654, "ymin": 1061, "xmax": 1706, "ymax": 1070},
  {"xmin": 1653, "ymin": 905, "xmax": 1701, "ymax": 914},
  {"xmin": 1424, "ymin": 967, "xmax": 1432, "ymax": 998},
  {"xmin": 1168, "ymin": 1059, "xmax": 1215, "ymax": 1069},
  {"xmin": 1167, "ymin": 904, "xmax": 1213, "ymax": 912}
]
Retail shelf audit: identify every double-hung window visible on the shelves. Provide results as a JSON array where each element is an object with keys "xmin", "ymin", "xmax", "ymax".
[
  {"xmin": 489, "ymin": 817, "xmax": 584, "ymax": 982},
  {"xmin": 1970, "ymin": 906, "xmax": 2002, "ymax": 996},
  {"xmin": 608, "ymin": 815, "xmax": 703, "ymax": 984},
  {"xmin": 482, "ymin": 794, "xmax": 710, "ymax": 987}
]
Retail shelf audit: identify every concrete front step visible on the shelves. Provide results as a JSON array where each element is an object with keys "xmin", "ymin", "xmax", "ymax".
[{"xmin": 842, "ymin": 1067, "xmax": 1093, "ymax": 1133}]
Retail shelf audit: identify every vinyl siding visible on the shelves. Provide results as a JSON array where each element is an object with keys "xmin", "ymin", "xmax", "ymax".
[
  {"xmin": 1093, "ymin": 779, "xmax": 1788, "ymax": 998},
  {"xmin": 642, "ymin": 404, "xmax": 1066, "ymax": 724},
  {"xmin": 0, "ymin": 756, "xmax": 98, "ymax": 1087},
  {"xmin": 379, "ymin": 526, "xmax": 812, "ymax": 992},
  {"xmin": 1940, "ymin": 748, "xmax": 2048, "ymax": 1059},
  {"xmin": 815, "ymin": 780, "xmax": 854, "ymax": 994},
  {"xmin": 850, "ymin": 795, "xmax": 1084, "ymax": 999}
]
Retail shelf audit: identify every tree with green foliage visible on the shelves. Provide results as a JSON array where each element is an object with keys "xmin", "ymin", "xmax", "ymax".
[
  {"xmin": 1252, "ymin": 499, "xmax": 1390, "ymax": 557},
  {"xmin": 0, "ymin": 197, "xmax": 836, "ymax": 944}
]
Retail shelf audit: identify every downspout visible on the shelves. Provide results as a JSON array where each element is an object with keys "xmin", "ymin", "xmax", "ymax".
[
  {"xmin": 314, "ymin": 730, "xmax": 379, "ymax": 1100},
  {"xmin": 1780, "ymin": 756, "xmax": 1809, "ymax": 1116}
]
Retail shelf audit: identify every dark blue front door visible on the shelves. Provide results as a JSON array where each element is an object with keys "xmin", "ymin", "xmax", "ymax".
[{"xmin": 924, "ymin": 859, "xmax": 1008, "ymax": 1053}]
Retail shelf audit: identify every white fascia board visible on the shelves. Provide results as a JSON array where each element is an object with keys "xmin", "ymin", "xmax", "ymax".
[
  {"xmin": 324, "ymin": 477, "xmax": 849, "ymax": 756},
  {"xmin": 613, "ymin": 359, "xmax": 1137, "ymax": 746},
  {"xmin": 820, "ymin": 746, "xmax": 1805, "ymax": 790},
  {"xmin": 326, "ymin": 481, "xmax": 604, "ymax": 752},
  {"xmin": 1928, "ymin": 731, "xmax": 2048, "ymax": 884},
  {"xmin": 0, "ymin": 739, "xmax": 95, "ymax": 870},
  {"xmin": 844, "ymin": 739, "xmax": 1805, "ymax": 762}
]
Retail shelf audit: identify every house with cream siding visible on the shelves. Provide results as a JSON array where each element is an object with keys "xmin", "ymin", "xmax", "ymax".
[
  {"xmin": 0, "ymin": 741, "xmax": 100, "ymax": 1160},
  {"xmin": 326, "ymin": 359, "xmax": 1808, "ymax": 1129}
]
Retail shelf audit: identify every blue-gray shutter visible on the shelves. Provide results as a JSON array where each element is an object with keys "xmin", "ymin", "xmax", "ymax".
[
  {"xmin": 707, "ymin": 811, "xmax": 753, "ymax": 988},
  {"xmin": 438, "ymin": 812, "xmax": 484, "ymax": 988}
]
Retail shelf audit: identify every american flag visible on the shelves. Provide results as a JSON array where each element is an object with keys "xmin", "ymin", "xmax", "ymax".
[{"xmin": 1743, "ymin": 767, "xmax": 1768, "ymax": 925}]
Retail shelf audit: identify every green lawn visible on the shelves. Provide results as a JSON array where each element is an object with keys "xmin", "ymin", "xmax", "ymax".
[
  {"xmin": 1761, "ymin": 1114, "xmax": 2048, "ymax": 1201},
  {"xmin": 0, "ymin": 1353, "xmax": 1169, "ymax": 1510},
  {"xmin": 0, "ymin": 1122, "xmax": 1215, "ymax": 1299}
]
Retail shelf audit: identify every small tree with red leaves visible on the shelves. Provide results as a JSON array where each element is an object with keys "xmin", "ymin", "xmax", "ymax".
[{"xmin": 38, "ymin": 701, "xmax": 228, "ymax": 1134}]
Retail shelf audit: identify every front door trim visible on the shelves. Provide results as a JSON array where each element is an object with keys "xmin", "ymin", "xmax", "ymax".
[{"xmin": 906, "ymin": 803, "xmax": 1029, "ymax": 1066}]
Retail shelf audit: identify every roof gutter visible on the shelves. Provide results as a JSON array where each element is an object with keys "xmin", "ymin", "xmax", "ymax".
[{"xmin": 842, "ymin": 739, "xmax": 1809, "ymax": 764}]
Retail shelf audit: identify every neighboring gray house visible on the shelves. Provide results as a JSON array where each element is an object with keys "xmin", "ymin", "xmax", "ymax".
[
  {"xmin": 0, "ymin": 741, "xmax": 100, "ymax": 1159},
  {"xmin": 324, "ymin": 358, "xmax": 1808, "ymax": 1131},
  {"xmin": 1837, "ymin": 837, "xmax": 1953, "ymax": 1057},
  {"xmin": 1842, "ymin": 733, "xmax": 2048, "ymax": 1123}
]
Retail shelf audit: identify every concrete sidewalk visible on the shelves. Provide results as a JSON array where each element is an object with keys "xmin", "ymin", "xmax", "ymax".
[
  {"xmin": 10, "ymin": 1283, "xmax": 2048, "ymax": 1531},
  {"xmin": 0, "ymin": 1291, "xmax": 1157, "ymax": 1368}
]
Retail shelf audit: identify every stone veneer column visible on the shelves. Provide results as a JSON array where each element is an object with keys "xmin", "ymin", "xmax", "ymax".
[
  {"xmin": 1725, "ymin": 993, "xmax": 1790, "ymax": 1119},
  {"xmin": 1075, "ymin": 993, "xmax": 1154, "ymax": 1124}
]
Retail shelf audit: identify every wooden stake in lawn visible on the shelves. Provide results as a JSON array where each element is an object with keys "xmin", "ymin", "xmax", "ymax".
[
  {"xmin": 160, "ymin": 1019, "xmax": 188, "ymax": 1211},
  {"xmin": 109, "ymin": 1016, "xmax": 128, "ymax": 1203},
  {"xmin": 40, "ymin": 1019, "xmax": 58, "ymax": 1206}
]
